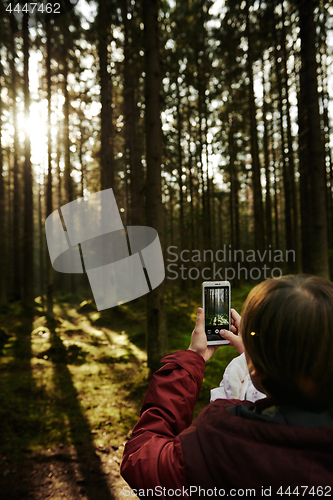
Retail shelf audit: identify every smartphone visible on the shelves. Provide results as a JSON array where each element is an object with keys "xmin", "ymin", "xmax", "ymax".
[{"xmin": 202, "ymin": 281, "xmax": 231, "ymax": 345}]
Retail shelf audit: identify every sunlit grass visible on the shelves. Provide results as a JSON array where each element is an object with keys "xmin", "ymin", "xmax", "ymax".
[
  {"xmin": 0, "ymin": 299, "xmax": 149, "ymax": 462},
  {"xmin": 0, "ymin": 283, "xmax": 252, "ymax": 462}
]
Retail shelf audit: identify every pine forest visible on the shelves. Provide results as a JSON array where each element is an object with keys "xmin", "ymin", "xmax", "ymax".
[{"xmin": 0, "ymin": 0, "xmax": 332, "ymax": 496}]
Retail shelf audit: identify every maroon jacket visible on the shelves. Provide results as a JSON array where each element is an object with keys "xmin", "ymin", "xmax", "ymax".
[{"xmin": 121, "ymin": 350, "xmax": 333, "ymax": 499}]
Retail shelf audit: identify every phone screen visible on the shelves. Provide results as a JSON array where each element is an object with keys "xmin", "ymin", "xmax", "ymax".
[{"xmin": 204, "ymin": 286, "xmax": 230, "ymax": 341}]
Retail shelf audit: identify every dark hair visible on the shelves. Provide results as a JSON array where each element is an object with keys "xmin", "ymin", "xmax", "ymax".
[{"xmin": 241, "ymin": 275, "xmax": 333, "ymax": 411}]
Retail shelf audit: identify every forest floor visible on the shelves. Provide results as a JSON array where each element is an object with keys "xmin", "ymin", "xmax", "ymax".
[{"xmin": 0, "ymin": 287, "xmax": 247, "ymax": 500}]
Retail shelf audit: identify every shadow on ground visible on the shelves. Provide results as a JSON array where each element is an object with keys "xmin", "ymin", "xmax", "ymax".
[{"xmin": 0, "ymin": 300, "xmax": 149, "ymax": 499}]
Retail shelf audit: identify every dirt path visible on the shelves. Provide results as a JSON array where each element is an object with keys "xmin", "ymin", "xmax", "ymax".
[{"xmin": 0, "ymin": 444, "xmax": 130, "ymax": 500}]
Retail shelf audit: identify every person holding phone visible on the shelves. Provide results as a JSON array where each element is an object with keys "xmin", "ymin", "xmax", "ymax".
[{"xmin": 121, "ymin": 275, "xmax": 333, "ymax": 498}]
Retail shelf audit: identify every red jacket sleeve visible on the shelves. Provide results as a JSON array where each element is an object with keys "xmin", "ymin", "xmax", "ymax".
[{"xmin": 121, "ymin": 350, "xmax": 206, "ymax": 497}]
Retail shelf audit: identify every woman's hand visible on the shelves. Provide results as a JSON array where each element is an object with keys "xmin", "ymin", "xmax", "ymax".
[
  {"xmin": 188, "ymin": 308, "xmax": 219, "ymax": 362},
  {"xmin": 220, "ymin": 308, "xmax": 244, "ymax": 354}
]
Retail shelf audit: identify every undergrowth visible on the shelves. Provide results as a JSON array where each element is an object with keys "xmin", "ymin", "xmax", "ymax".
[{"xmin": 0, "ymin": 283, "xmax": 252, "ymax": 463}]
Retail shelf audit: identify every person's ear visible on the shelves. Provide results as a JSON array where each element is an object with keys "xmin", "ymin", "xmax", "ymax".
[
  {"xmin": 247, "ymin": 358, "xmax": 263, "ymax": 379},
  {"xmin": 246, "ymin": 355, "xmax": 270, "ymax": 396}
]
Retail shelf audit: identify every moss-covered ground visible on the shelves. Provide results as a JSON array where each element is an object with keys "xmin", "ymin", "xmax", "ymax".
[{"xmin": 0, "ymin": 284, "xmax": 251, "ymax": 499}]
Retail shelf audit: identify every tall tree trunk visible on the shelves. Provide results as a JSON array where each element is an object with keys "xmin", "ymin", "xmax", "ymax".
[
  {"xmin": 228, "ymin": 115, "xmax": 240, "ymax": 285},
  {"xmin": 204, "ymin": 99, "xmax": 212, "ymax": 249},
  {"xmin": 23, "ymin": 13, "xmax": 34, "ymax": 310},
  {"xmin": 46, "ymin": 21, "xmax": 54, "ymax": 317},
  {"xmin": 9, "ymin": 21, "xmax": 21, "ymax": 301},
  {"xmin": 272, "ymin": 11, "xmax": 293, "ymax": 256},
  {"xmin": 317, "ymin": 2, "xmax": 333, "ymax": 252},
  {"xmin": 38, "ymin": 179, "xmax": 45, "ymax": 303},
  {"xmin": 197, "ymin": 82, "xmax": 206, "ymax": 249},
  {"xmin": 245, "ymin": 0, "xmax": 265, "ymax": 253},
  {"xmin": 210, "ymin": 179, "xmax": 216, "ymax": 251},
  {"xmin": 297, "ymin": 0, "xmax": 329, "ymax": 278},
  {"xmin": 143, "ymin": 0, "xmax": 168, "ymax": 374},
  {"xmin": 98, "ymin": 0, "xmax": 114, "ymax": 192},
  {"xmin": 228, "ymin": 115, "xmax": 237, "ymax": 249},
  {"xmin": 281, "ymin": 0, "xmax": 299, "ymax": 270},
  {"xmin": 0, "ymin": 51, "xmax": 6, "ymax": 306},
  {"xmin": 56, "ymin": 126, "xmax": 62, "ymax": 208},
  {"xmin": 63, "ymin": 53, "xmax": 73, "ymax": 203},
  {"xmin": 169, "ymin": 187, "xmax": 174, "ymax": 251},
  {"xmin": 176, "ymin": 75, "xmax": 186, "ymax": 289},
  {"xmin": 261, "ymin": 49, "xmax": 272, "ymax": 248},
  {"xmin": 187, "ymin": 108, "xmax": 195, "ymax": 252},
  {"xmin": 218, "ymin": 194, "xmax": 224, "ymax": 251},
  {"xmin": 61, "ymin": 26, "xmax": 77, "ymax": 293},
  {"xmin": 122, "ymin": 0, "xmax": 144, "ymax": 225},
  {"xmin": 78, "ymin": 121, "xmax": 85, "ymax": 198},
  {"xmin": 272, "ymin": 119, "xmax": 280, "ymax": 250},
  {"xmin": 176, "ymin": 77, "xmax": 185, "ymax": 253}
]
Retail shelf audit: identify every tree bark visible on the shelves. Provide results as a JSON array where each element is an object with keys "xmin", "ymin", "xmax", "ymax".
[
  {"xmin": 0, "ymin": 48, "xmax": 6, "ymax": 306},
  {"xmin": 122, "ymin": 0, "xmax": 144, "ymax": 225},
  {"xmin": 297, "ymin": 0, "xmax": 329, "ymax": 278},
  {"xmin": 63, "ymin": 51, "xmax": 73, "ymax": 203},
  {"xmin": 176, "ymin": 76, "xmax": 185, "ymax": 253},
  {"xmin": 187, "ymin": 108, "xmax": 195, "ymax": 252},
  {"xmin": 228, "ymin": 114, "xmax": 240, "ymax": 251},
  {"xmin": 9, "ymin": 21, "xmax": 22, "ymax": 301},
  {"xmin": 38, "ymin": 179, "xmax": 45, "ymax": 303},
  {"xmin": 23, "ymin": 13, "xmax": 34, "ymax": 310},
  {"xmin": 281, "ymin": 1, "xmax": 299, "ymax": 270},
  {"xmin": 245, "ymin": 0, "xmax": 265, "ymax": 253},
  {"xmin": 317, "ymin": 2, "xmax": 333, "ymax": 252},
  {"xmin": 46, "ymin": 20, "xmax": 54, "ymax": 317},
  {"xmin": 98, "ymin": 0, "xmax": 114, "ymax": 191},
  {"xmin": 143, "ymin": 0, "xmax": 168, "ymax": 374},
  {"xmin": 261, "ymin": 51, "xmax": 272, "ymax": 249},
  {"xmin": 272, "ymin": 10, "xmax": 293, "ymax": 256}
]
